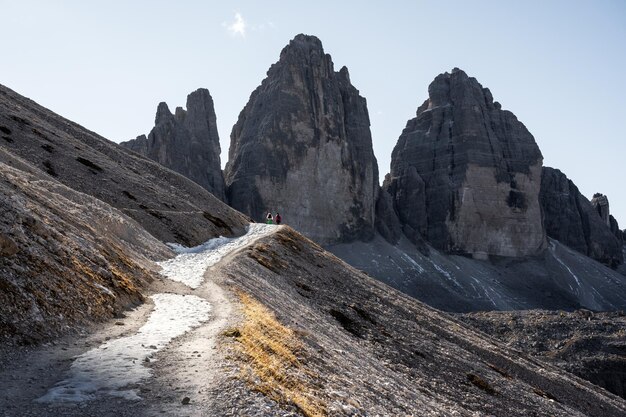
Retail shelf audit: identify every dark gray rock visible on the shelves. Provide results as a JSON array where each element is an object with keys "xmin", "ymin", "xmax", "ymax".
[
  {"xmin": 0, "ymin": 83, "xmax": 248, "ymax": 247},
  {"xmin": 225, "ymin": 34, "xmax": 379, "ymax": 245},
  {"xmin": 540, "ymin": 167, "xmax": 623, "ymax": 268},
  {"xmin": 386, "ymin": 68, "xmax": 546, "ymax": 258},
  {"xmin": 374, "ymin": 175, "xmax": 403, "ymax": 245},
  {"xmin": 121, "ymin": 88, "xmax": 226, "ymax": 201},
  {"xmin": 591, "ymin": 193, "xmax": 611, "ymax": 226},
  {"xmin": 610, "ymin": 215, "xmax": 623, "ymax": 244}
]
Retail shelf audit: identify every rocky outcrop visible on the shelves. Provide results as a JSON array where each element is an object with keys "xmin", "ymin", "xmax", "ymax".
[
  {"xmin": 0, "ymin": 83, "xmax": 248, "ymax": 247},
  {"xmin": 610, "ymin": 215, "xmax": 624, "ymax": 244},
  {"xmin": 225, "ymin": 34, "xmax": 378, "ymax": 245},
  {"xmin": 540, "ymin": 167, "xmax": 623, "ymax": 267},
  {"xmin": 120, "ymin": 88, "xmax": 226, "ymax": 201},
  {"xmin": 386, "ymin": 68, "xmax": 546, "ymax": 258},
  {"xmin": 591, "ymin": 193, "xmax": 611, "ymax": 227}
]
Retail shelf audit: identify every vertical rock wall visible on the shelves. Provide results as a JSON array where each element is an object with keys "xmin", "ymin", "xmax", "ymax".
[
  {"xmin": 121, "ymin": 89, "xmax": 225, "ymax": 201},
  {"xmin": 540, "ymin": 167, "xmax": 623, "ymax": 267},
  {"xmin": 225, "ymin": 34, "xmax": 379, "ymax": 245},
  {"xmin": 387, "ymin": 68, "xmax": 546, "ymax": 258}
]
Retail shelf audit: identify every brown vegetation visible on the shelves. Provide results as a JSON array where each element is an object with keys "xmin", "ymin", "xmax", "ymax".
[{"xmin": 230, "ymin": 291, "xmax": 326, "ymax": 417}]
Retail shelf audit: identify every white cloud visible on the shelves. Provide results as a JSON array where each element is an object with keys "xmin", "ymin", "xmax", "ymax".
[{"xmin": 224, "ymin": 12, "xmax": 246, "ymax": 38}]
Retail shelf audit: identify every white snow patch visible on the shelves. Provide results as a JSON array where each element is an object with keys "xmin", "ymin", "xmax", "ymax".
[
  {"xmin": 401, "ymin": 253, "xmax": 425, "ymax": 273},
  {"xmin": 550, "ymin": 241, "xmax": 582, "ymax": 289},
  {"xmin": 37, "ymin": 293, "xmax": 211, "ymax": 403},
  {"xmin": 426, "ymin": 257, "xmax": 462, "ymax": 288},
  {"xmin": 159, "ymin": 223, "xmax": 275, "ymax": 288}
]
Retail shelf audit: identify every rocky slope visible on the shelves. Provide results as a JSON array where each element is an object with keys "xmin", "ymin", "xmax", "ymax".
[
  {"xmin": 120, "ymin": 88, "xmax": 226, "ymax": 201},
  {"xmin": 383, "ymin": 68, "xmax": 546, "ymax": 259},
  {"xmin": 216, "ymin": 227, "xmax": 625, "ymax": 416},
  {"xmin": 458, "ymin": 310, "xmax": 626, "ymax": 399},
  {"xmin": 0, "ymin": 82, "xmax": 251, "ymax": 344},
  {"xmin": 0, "ymin": 146, "xmax": 171, "ymax": 344},
  {"xmin": 0, "ymin": 84, "xmax": 248, "ymax": 246},
  {"xmin": 225, "ymin": 34, "xmax": 379, "ymax": 245},
  {"xmin": 540, "ymin": 167, "xmax": 623, "ymax": 268},
  {"xmin": 329, "ymin": 234, "xmax": 626, "ymax": 312}
]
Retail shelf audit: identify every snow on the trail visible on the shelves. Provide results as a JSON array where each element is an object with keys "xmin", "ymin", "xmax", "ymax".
[
  {"xmin": 37, "ymin": 223, "xmax": 273, "ymax": 404},
  {"xmin": 158, "ymin": 223, "xmax": 275, "ymax": 288},
  {"xmin": 37, "ymin": 293, "xmax": 211, "ymax": 403}
]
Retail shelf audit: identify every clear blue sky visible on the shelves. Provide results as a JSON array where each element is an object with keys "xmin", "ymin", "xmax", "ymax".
[{"xmin": 2, "ymin": 1, "xmax": 625, "ymax": 225}]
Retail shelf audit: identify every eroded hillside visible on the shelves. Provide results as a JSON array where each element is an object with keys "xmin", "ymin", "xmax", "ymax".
[
  {"xmin": 214, "ymin": 227, "xmax": 626, "ymax": 416},
  {"xmin": 0, "ymin": 84, "xmax": 249, "ymax": 246}
]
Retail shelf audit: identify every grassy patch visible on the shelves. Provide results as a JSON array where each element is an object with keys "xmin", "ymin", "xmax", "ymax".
[{"xmin": 232, "ymin": 291, "xmax": 326, "ymax": 417}]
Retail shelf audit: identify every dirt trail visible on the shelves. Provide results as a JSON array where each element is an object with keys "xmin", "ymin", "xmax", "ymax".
[{"xmin": 0, "ymin": 224, "xmax": 277, "ymax": 417}]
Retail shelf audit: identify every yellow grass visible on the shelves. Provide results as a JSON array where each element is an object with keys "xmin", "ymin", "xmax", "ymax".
[{"xmin": 233, "ymin": 291, "xmax": 326, "ymax": 417}]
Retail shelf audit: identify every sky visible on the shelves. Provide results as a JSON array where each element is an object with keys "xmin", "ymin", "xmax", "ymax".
[{"xmin": 1, "ymin": 0, "xmax": 625, "ymax": 224}]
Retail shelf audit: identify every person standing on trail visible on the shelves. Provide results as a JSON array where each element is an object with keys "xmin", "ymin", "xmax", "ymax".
[
  {"xmin": 266, "ymin": 212, "xmax": 273, "ymax": 224},
  {"xmin": 275, "ymin": 212, "xmax": 282, "ymax": 225}
]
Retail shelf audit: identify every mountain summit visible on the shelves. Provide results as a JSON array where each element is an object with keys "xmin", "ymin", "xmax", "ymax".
[
  {"xmin": 383, "ymin": 68, "xmax": 547, "ymax": 258},
  {"xmin": 121, "ymin": 88, "xmax": 226, "ymax": 201},
  {"xmin": 225, "ymin": 34, "xmax": 379, "ymax": 245}
]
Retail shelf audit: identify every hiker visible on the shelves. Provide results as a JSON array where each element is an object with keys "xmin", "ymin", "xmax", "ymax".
[
  {"xmin": 266, "ymin": 212, "xmax": 273, "ymax": 224},
  {"xmin": 275, "ymin": 212, "xmax": 282, "ymax": 225}
]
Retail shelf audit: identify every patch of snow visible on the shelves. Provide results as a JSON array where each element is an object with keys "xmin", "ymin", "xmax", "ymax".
[
  {"xmin": 550, "ymin": 241, "xmax": 582, "ymax": 289},
  {"xmin": 37, "ymin": 293, "xmax": 211, "ymax": 403},
  {"xmin": 159, "ymin": 223, "xmax": 274, "ymax": 288},
  {"xmin": 401, "ymin": 253, "xmax": 425, "ymax": 274},
  {"xmin": 426, "ymin": 257, "xmax": 462, "ymax": 288}
]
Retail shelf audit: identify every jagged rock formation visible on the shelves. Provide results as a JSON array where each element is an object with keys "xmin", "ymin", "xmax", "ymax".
[
  {"xmin": 225, "ymin": 34, "xmax": 379, "ymax": 245},
  {"xmin": 540, "ymin": 167, "xmax": 623, "ymax": 267},
  {"xmin": 120, "ymin": 89, "xmax": 226, "ymax": 201},
  {"xmin": 591, "ymin": 193, "xmax": 611, "ymax": 226},
  {"xmin": 0, "ymin": 84, "xmax": 248, "ymax": 247},
  {"xmin": 385, "ymin": 68, "xmax": 546, "ymax": 259}
]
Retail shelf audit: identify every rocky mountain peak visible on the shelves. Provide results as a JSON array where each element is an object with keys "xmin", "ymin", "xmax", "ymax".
[
  {"xmin": 540, "ymin": 168, "xmax": 623, "ymax": 267},
  {"xmin": 383, "ymin": 68, "xmax": 546, "ymax": 258},
  {"xmin": 591, "ymin": 192, "xmax": 611, "ymax": 226},
  {"xmin": 280, "ymin": 33, "xmax": 326, "ymax": 60},
  {"xmin": 155, "ymin": 101, "xmax": 173, "ymax": 124},
  {"xmin": 225, "ymin": 34, "xmax": 379, "ymax": 245},
  {"xmin": 427, "ymin": 68, "xmax": 500, "ymax": 117},
  {"xmin": 120, "ymin": 88, "xmax": 226, "ymax": 201}
]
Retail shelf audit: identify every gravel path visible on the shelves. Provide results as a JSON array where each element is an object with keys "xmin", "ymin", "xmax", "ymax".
[{"xmin": 0, "ymin": 224, "xmax": 276, "ymax": 417}]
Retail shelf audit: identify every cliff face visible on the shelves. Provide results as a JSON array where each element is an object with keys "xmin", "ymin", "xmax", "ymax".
[
  {"xmin": 224, "ymin": 34, "xmax": 379, "ymax": 245},
  {"xmin": 540, "ymin": 168, "xmax": 623, "ymax": 267},
  {"xmin": 386, "ymin": 68, "xmax": 546, "ymax": 258},
  {"xmin": 121, "ymin": 88, "xmax": 226, "ymax": 201}
]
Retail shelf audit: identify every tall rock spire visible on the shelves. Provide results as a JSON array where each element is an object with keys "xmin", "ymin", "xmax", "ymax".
[
  {"xmin": 120, "ymin": 88, "xmax": 226, "ymax": 201},
  {"xmin": 225, "ymin": 34, "xmax": 379, "ymax": 244},
  {"xmin": 385, "ymin": 68, "xmax": 546, "ymax": 258}
]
